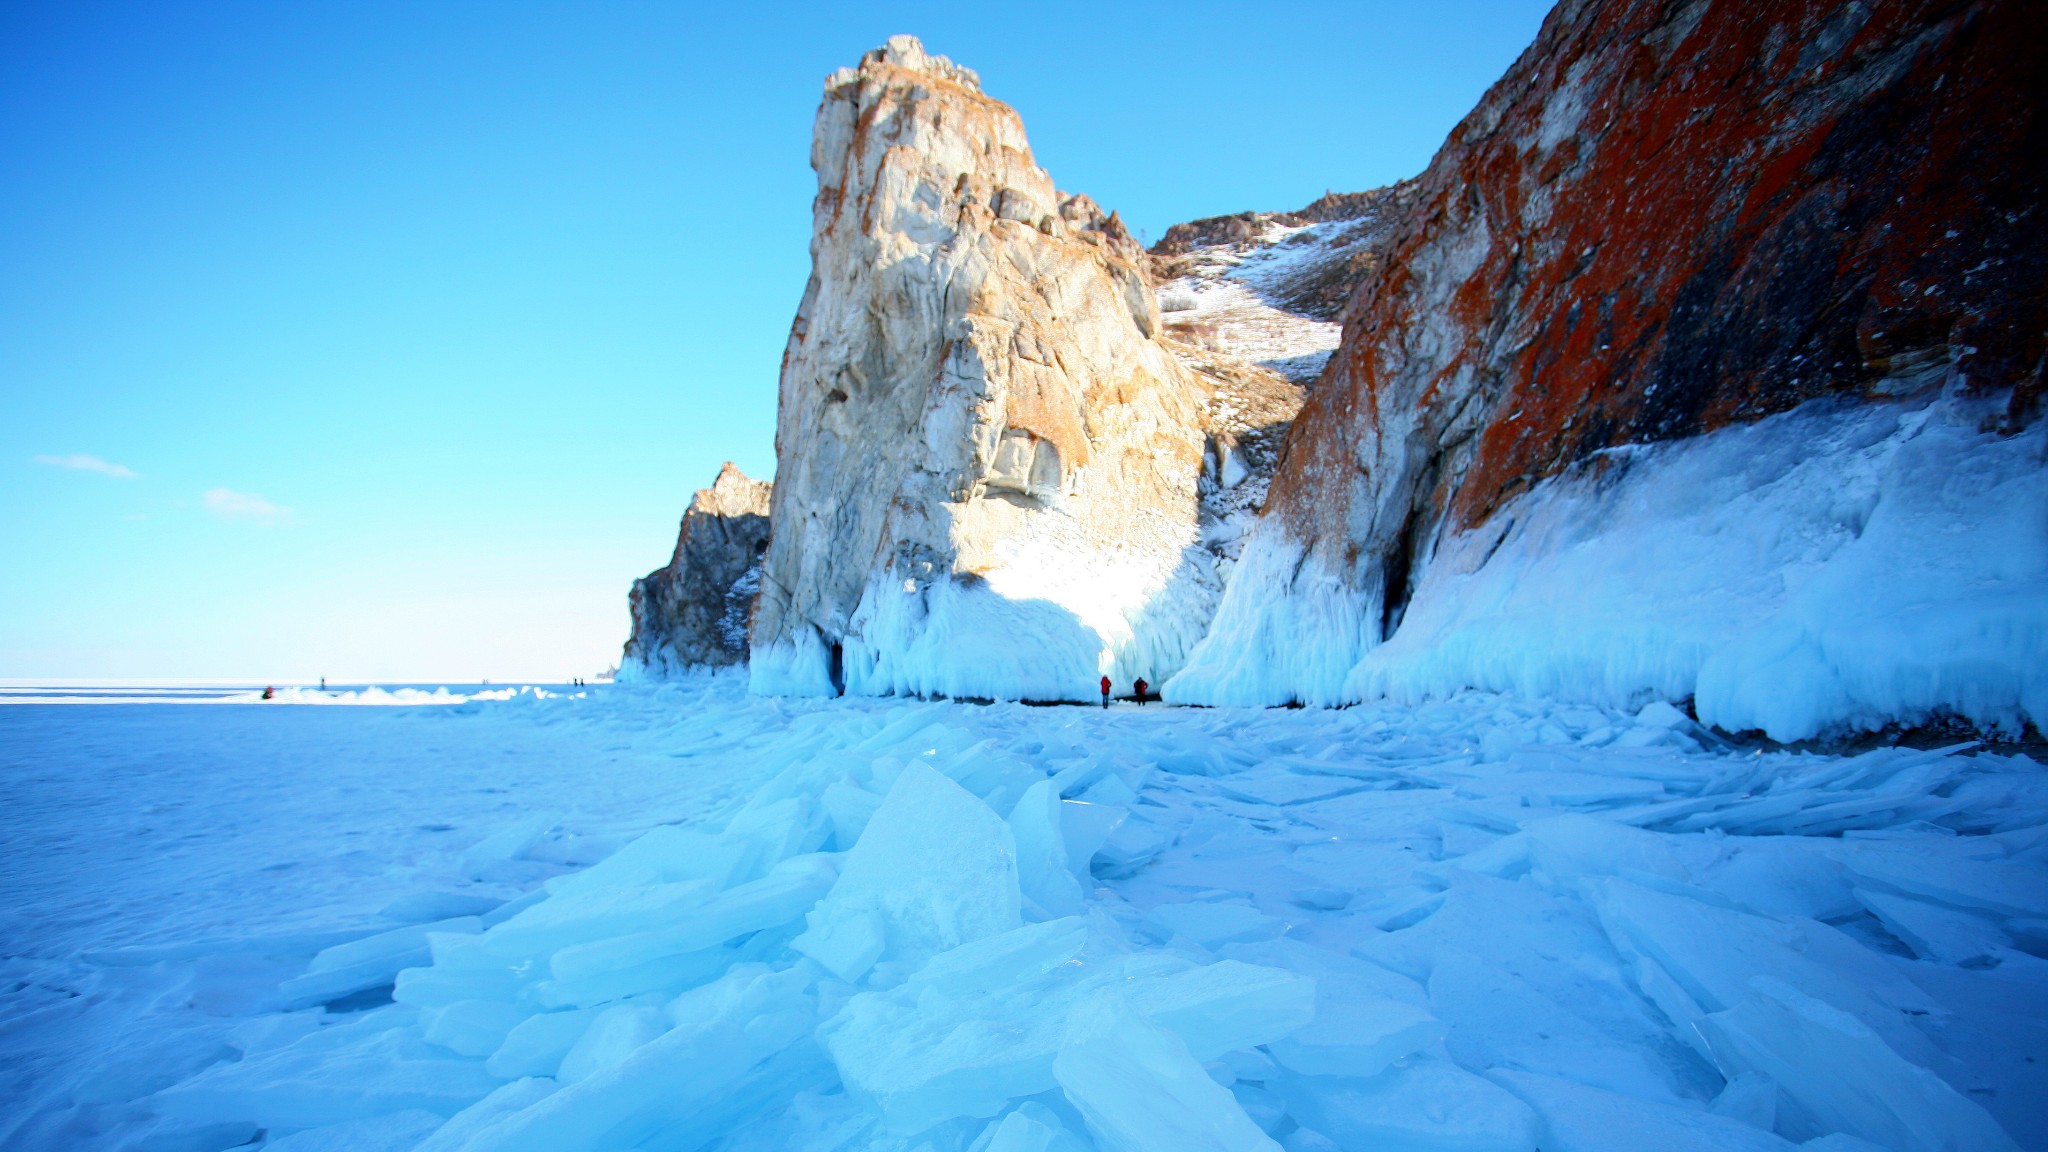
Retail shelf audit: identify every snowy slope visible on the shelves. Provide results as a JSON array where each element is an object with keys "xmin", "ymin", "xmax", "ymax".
[
  {"xmin": 1153, "ymin": 219, "xmax": 1354, "ymax": 387},
  {"xmin": 1148, "ymin": 182, "xmax": 1418, "ymax": 385},
  {"xmin": 7, "ymin": 682, "xmax": 2046, "ymax": 1150},
  {"xmin": 1158, "ymin": 265, "xmax": 1338, "ymax": 386}
]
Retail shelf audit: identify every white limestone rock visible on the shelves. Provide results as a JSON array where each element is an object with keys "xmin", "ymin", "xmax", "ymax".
[{"xmin": 749, "ymin": 35, "xmax": 1220, "ymax": 702}]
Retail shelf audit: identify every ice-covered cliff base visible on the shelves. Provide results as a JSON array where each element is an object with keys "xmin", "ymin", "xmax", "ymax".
[
  {"xmin": 1175, "ymin": 395, "xmax": 2048, "ymax": 741},
  {"xmin": 18, "ymin": 679, "xmax": 2044, "ymax": 1150}
]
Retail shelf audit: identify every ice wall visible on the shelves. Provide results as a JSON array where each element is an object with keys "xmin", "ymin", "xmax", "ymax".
[{"xmin": 1175, "ymin": 394, "xmax": 2048, "ymax": 741}]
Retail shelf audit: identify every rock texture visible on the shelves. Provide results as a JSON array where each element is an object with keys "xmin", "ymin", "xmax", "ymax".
[
  {"xmin": 749, "ymin": 36, "xmax": 1227, "ymax": 701},
  {"xmin": 1170, "ymin": 0, "xmax": 2047, "ymax": 706},
  {"xmin": 1151, "ymin": 181, "xmax": 1421, "ymax": 324},
  {"xmin": 623, "ymin": 462, "xmax": 772, "ymax": 675}
]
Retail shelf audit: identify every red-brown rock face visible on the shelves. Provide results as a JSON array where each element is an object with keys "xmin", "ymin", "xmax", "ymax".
[{"xmin": 1168, "ymin": 0, "xmax": 2045, "ymax": 706}]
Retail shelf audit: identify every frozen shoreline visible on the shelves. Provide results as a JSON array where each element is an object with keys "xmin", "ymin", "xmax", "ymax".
[{"xmin": 3, "ymin": 679, "xmax": 2045, "ymax": 1150}]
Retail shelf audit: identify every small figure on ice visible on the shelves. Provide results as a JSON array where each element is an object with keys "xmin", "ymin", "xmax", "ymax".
[
  {"xmin": 1099, "ymin": 675, "xmax": 1111, "ymax": 708},
  {"xmin": 261, "ymin": 686, "xmax": 274, "ymax": 701},
  {"xmin": 1133, "ymin": 677, "xmax": 1148, "ymax": 705}
]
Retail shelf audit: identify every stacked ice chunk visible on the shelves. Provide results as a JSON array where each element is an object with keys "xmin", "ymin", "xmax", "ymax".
[
  {"xmin": 136, "ymin": 692, "xmax": 2045, "ymax": 1152},
  {"xmin": 152, "ymin": 720, "xmax": 1349, "ymax": 1151}
]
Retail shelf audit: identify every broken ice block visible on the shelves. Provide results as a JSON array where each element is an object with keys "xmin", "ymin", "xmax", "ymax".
[
  {"xmin": 279, "ymin": 915, "xmax": 482, "ymax": 1009},
  {"xmin": 545, "ymin": 852, "xmax": 837, "ymax": 983},
  {"xmin": 1836, "ymin": 843, "xmax": 2048, "ymax": 920},
  {"xmin": 1011, "ymin": 779, "xmax": 1085, "ymax": 918},
  {"xmin": 480, "ymin": 881, "xmax": 717, "ymax": 963},
  {"xmin": 379, "ymin": 890, "xmax": 504, "ymax": 924},
  {"xmin": 532, "ymin": 943, "xmax": 737, "ymax": 1009},
  {"xmin": 720, "ymin": 795, "xmax": 832, "ymax": 884},
  {"xmin": 820, "ymin": 920, "xmax": 1309, "ymax": 1134},
  {"xmin": 1709, "ymin": 1073, "xmax": 1779, "ymax": 1132},
  {"xmin": 1593, "ymin": 878, "xmax": 1943, "ymax": 1064},
  {"xmin": 1143, "ymin": 901, "xmax": 1279, "ymax": 948},
  {"xmin": 1489, "ymin": 1068, "xmax": 1796, "ymax": 1152},
  {"xmin": 1267, "ymin": 995, "xmax": 1442, "ymax": 1079},
  {"xmin": 1429, "ymin": 950, "xmax": 1682, "ymax": 1102},
  {"xmin": 1053, "ymin": 991, "xmax": 1282, "ymax": 1152},
  {"xmin": 555, "ymin": 1003, "xmax": 668, "ymax": 1085},
  {"xmin": 154, "ymin": 1013, "xmax": 506, "ymax": 1129},
  {"xmin": 793, "ymin": 761, "xmax": 1022, "ymax": 981},
  {"xmin": 1125, "ymin": 959, "xmax": 1315, "ymax": 1060},
  {"xmin": 1275, "ymin": 1056, "xmax": 1538, "ymax": 1152},
  {"xmin": 458, "ymin": 965, "xmax": 819, "ymax": 1152},
  {"xmin": 969, "ymin": 1102, "xmax": 1082, "ymax": 1152},
  {"xmin": 411, "ymin": 1078, "xmax": 559, "ymax": 1152},
  {"xmin": 821, "ymin": 779, "xmax": 882, "ymax": 851},
  {"xmin": 1092, "ymin": 816, "xmax": 1174, "ymax": 878},
  {"xmin": 260, "ymin": 1109, "xmax": 445, "ymax": 1151},
  {"xmin": 1062, "ymin": 799, "xmax": 1128, "ymax": 876},
  {"xmin": 1697, "ymin": 976, "xmax": 2018, "ymax": 1151},
  {"xmin": 1520, "ymin": 813, "xmax": 1690, "ymax": 882},
  {"xmin": 421, "ymin": 999, "xmax": 528, "ymax": 1059},
  {"xmin": 486, "ymin": 1007, "xmax": 603, "ymax": 1079},
  {"xmin": 1222, "ymin": 938, "xmax": 1430, "ymax": 1007},
  {"xmin": 817, "ymin": 920, "xmax": 1104, "ymax": 1133},
  {"xmin": 543, "ymin": 825, "xmax": 750, "ymax": 899},
  {"xmin": 1852, "ymin": 887, "xmax": 2010, "ymax": 964},
  {"xmin": 463, "ymin": 814, "xmax": 557, "ymax": 872}
]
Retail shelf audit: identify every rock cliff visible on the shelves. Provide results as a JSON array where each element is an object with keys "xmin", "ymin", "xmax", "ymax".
[
  {"xmin": 1169, "ymin": 0, "xmax": 2047, "ymax": 717},
  {"xmin": 748, "ymin": 36, "xmax": 1229, "ymax": 700},
  {"xmin": 622, "ymin": 462, "xmax": 772, "ymax": 676}
]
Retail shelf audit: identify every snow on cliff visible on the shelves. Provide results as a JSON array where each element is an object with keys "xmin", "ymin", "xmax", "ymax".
[
  {"xmin": 1149, "ymin": 181, "xmax": 1419, "ymax": 385},
  {"xmin": 748, "ymin": 36, "xmax": 1226, "ymax": 702}
]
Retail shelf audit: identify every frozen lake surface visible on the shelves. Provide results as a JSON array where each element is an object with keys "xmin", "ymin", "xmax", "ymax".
[{"xmin": 3, "ymin": 676, "xmax": 2045, "ymax": 1151}]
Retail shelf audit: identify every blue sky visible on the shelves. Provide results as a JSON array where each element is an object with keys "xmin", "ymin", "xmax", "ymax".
[{"xmin": 0, "ymin": 0, "xmax": 1552, "ymax": 682}]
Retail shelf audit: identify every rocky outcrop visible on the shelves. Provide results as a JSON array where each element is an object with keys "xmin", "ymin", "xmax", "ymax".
[
  {"xmin": 1170, "ymin": 0, "xmax": 2047, "ymax": 708},
  {"xmin": 748, "ymin": 36, "xmax": 1227, "ymax": 701},
  {"xmin": 623, "ymin": 462, "xmax": 772, "ymax": 675}
]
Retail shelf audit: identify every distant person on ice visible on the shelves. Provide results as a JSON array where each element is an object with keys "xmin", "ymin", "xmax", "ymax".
[
  {"xmin": 1133, "ymin": 677, "xmax": 1148, "ymax": 705},
  {"xmin": 1099, "ymin": 675, "xmax": 1111, "ymax": 708}
]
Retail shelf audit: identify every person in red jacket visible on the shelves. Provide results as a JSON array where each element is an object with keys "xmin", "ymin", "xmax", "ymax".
[
  {"xmin": 1133, "ymin": 677, "xmax": 1149, "ymax": 705},
  {"xmin": 1099, "ymin": 674, "xmax": 1112, "ymax": 708}
]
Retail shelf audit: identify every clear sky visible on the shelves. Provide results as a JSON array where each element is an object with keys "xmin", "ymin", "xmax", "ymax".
[{"xmin": 0, "ymin": 0, "xmax": 1553, "ymax": 683}]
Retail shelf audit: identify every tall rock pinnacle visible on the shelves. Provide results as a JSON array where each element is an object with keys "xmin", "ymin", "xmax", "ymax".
[{"xmin": 749, "ymin": 35, "xmax": 1219, "ymax": 700}]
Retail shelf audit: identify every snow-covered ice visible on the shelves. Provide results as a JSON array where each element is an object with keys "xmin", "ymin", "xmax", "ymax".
[
  {"xmin": 3, "ymin": 675, "xmax": 2045, "ymax": 1150},
  {"xmin": 1171, "ymin": 392, "xmax": 2048, "ymax": 743}
]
